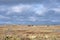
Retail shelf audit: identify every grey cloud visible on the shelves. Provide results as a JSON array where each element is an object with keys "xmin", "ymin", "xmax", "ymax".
[
  {"xmin": 0, "ymin": 0, "xmax": 43, "ymax": 5},
  {"xmin": 0, "ymin": 0, "xmax": 59, "ymax": 5}
]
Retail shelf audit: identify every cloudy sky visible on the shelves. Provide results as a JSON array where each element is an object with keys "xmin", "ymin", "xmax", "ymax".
[{"xmin": 0, "ymin": 0, "xmax": 60, "ymax": 25}]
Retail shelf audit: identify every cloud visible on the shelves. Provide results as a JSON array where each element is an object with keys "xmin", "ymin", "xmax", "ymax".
[
  {"xmin": 10, "ymin": 6, "xmax": 22, "ymax": 13},
  {"xmin": 15, "ymin": 17, "xmax": 24, "ymax": 22},
  {"xmin": 0, "ymin": 21, "xmax": 13, "ymax": 24},
  {"xmin": 0, "ymin": 0, "xmax": 43, "ymax": 4},
  {"xmin": 6, "ymin": 4, "xmax": 32, "ymax": 15},
  {"xmin": 0, "ymin": 15, "xmax": 10, "ymax": 19},
  {"xmin": 33, "ymin": 4, "xmax": 47, "ymax": 15},
  {"xmin": 38, "ymin": 19, "xmax": 49, "ymax": 22},
  {"xmin": 51, "ymin": 20, "xmax": 60, "ymax": 22},
  {"xmin": 10, "ymin": 5, "xmax": 31, "ymax": 12},
  {"xmin": 0, "ymin": 2, "xmax": 60, "ymax": 25},
  {"xmin": 0, "ymin": 5, "xmax": 7, "ymax": 11},
  {"xmin": 52, "ymin": 8, "xmax": 60, "ymax": 13},
  {"xmin": 0, "ymin": 4, "xmax": 48, "ymax": 16},
  {"xmin": 0, "ymin": 0, "xmax": 59, "ymax": 5},
  {"xmin": 28, "ymin": 16, "xmax": 37, "ymax": 22}
]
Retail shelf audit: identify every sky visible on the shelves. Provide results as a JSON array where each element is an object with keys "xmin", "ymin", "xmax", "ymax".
[{"xmin": 0, "ymin": 0, "xmax": 60, "ymax": 25}]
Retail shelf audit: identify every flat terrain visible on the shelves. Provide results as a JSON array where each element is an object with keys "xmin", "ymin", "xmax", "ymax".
[{"xmin": 0, "ymin": 25, "xmax": 60, "ymax": 40}]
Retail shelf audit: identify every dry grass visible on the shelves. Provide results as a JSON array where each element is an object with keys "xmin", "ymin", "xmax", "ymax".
[{"xmin": 0, "ymin": 25, "xmax": 60, "ymax": 40}]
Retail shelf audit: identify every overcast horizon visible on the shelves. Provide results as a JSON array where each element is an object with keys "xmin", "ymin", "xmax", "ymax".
[{"xmin": 0, "ymin": 0, "xmax": 60, "ymax": 25}]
